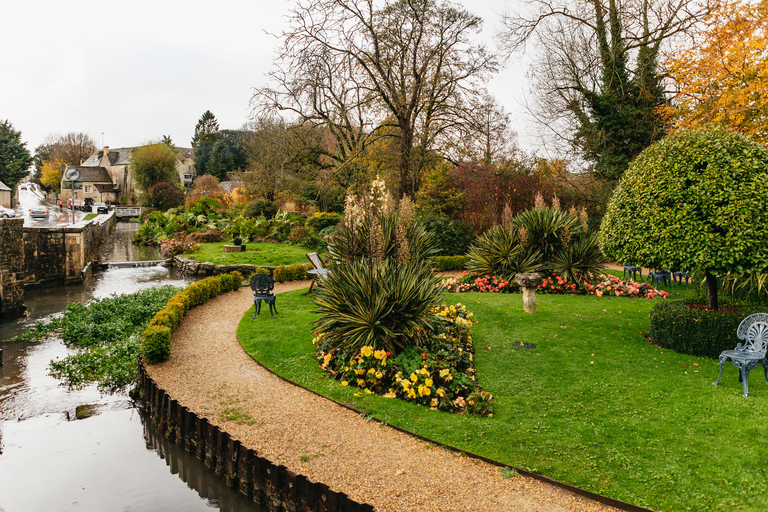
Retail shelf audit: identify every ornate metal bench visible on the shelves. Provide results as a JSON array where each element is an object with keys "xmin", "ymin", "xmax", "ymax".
[
  {"xmin": 250, "ymin": 273, "xmax": 278, "ymax": 319},
  {"xmin": 712, "ymin": 313, "xmax": 768, "ymax": 397}
]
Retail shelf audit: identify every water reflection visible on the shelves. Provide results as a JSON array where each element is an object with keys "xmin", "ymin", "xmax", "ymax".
[{"xmin": 0, "ymin": 222, "xmax": 263, "ymax": 511}]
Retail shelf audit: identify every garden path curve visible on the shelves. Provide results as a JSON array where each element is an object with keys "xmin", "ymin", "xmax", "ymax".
[{"xmin": 145, "ymin": 282, "xmax": 620, "ymax": 512}]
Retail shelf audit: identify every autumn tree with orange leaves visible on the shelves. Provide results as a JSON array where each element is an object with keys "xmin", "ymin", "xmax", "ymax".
[{"xmin": 662, "ymin": 0, "xmax": 768, "ymax": 143}]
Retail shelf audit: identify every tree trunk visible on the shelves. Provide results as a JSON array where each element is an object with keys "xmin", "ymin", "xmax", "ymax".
[
  {"xmin": 397, "ymin": 125, "xmax": 414, "ymax": 200},
  {"xmin": 705, "ymin": 270, "xmax": 718, "ymax": 311}
]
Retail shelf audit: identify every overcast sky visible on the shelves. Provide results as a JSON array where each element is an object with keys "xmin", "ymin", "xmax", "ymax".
[{"xmin": 0, "ymin": 0, "xmax": 534, "ymax": 158}]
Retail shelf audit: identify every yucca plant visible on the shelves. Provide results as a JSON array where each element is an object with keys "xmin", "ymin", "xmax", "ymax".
[
  {"xmin": 550, "ymin": 232, "xmax": 604, "ymax": 283},
  {"xmin": 315, "ymin": 178, "xmax": 443, "ymax": 355},
  {"xmin": 465, "ymin": 225, "xmax": 541, "ymax": 279},
  {"xmin": 313, "ymin": 259, "xmax": 442, "ymax": 354},
  {"xmin": 513, "ymin": 206, "xmax": 584, "ymax": 265}
]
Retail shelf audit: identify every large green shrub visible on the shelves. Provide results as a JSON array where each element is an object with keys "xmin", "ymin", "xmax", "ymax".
[
  {"xmin": 243, "ymin": 199, "xmax": 278, "ymax": 219},
  {"xmin": 141, "ymin": 325, "xmax": 172, "ymax": 364},
  {"xmin": 599, "ymin": 126, "xmax": 768, "ymax": 310},
  {"xmin": 305, "ymin": 212, "xmax": 343, "ymax": 232},
  {"xmin": 418, "ymin": 213, "xmax": 474, "ymax": 256},
  {"xmin": 649, "ymin": 300, "xmax": 765, "ymax": 358}
]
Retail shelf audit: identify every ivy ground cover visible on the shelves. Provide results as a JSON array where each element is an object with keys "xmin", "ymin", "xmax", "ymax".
[{"xmin": 237, "ymin": 289, "xmax": 768, "ymax": 512}]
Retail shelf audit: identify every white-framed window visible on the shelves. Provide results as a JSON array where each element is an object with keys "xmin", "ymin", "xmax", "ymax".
[{"xmin": 84, "ymin": 186, "xmax": 92, "ymax": 193}]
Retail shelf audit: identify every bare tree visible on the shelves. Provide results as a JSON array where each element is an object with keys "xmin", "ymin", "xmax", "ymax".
[
  {"xmin": 499, "ymin": 0, "xmax": 713, "ymax": 182},
  {"xmin": 253, "ymin": 0, "xmax": 498, "ymax": 198}
]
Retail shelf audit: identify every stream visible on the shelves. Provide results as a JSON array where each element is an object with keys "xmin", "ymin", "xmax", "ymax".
[{"xmin": 0, "ymin": 222, "xmax": 263, "ymax": 511}]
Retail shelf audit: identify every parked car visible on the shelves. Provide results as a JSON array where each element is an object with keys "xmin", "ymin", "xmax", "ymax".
[
  {"xmin": 0, "ymin": 206, "xmax": 16, "ymax": 218},
  {"xmin": 93, "ymin": 202, "xmax": 108, "ymax": 214},
  {"xmin": 29, "ymin": 206, "xmax": 48, "ymax": 219}
]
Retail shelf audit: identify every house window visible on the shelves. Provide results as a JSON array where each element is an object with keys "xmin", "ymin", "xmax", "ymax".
[{"xmin": 84, "ymin": 186, "xmax": 92, "ymax": 193}]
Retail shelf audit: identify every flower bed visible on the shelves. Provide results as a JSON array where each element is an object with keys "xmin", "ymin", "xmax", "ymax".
[
  {"xmin": 439, "ymin": 271, "xmax": 668, "ymax": 299},
  {"xmin": 313, "ymin": 303, "xmax": 495, "ymax": 416}
]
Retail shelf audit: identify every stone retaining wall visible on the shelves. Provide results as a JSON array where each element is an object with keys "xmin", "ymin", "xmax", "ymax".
[
  {"xmin": 0, "ymin": 218, "xmax": 25, "ymax": 318},
  {"xmin": 23, "ymin": 212, "xmax": 116, "ymax": 287},
  {"xmin": 138, "ymin": 359, "xmax": 374, "ymax": 512},
  {"xmin": 174, "ymin": 256, "xmax": 275, "ymax": 278}
]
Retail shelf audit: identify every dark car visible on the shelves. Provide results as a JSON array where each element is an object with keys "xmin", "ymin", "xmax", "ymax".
[{"xmin": 93, "ymin": 202, "xmax": 109, "ymax": 214}]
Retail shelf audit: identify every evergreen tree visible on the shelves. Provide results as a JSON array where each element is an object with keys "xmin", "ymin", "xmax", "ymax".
[
  {"xmin": 191, "ymin": 110, "xmax": 220, "ymax": 148},
  {"xmin": 0, "ymin": 120, "xmax": 33, "ymax": 194}
]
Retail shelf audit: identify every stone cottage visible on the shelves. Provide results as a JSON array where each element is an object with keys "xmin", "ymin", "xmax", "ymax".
[{"xmin": 60, "ymin": 146, "xmax": 195, "ymax": 205}]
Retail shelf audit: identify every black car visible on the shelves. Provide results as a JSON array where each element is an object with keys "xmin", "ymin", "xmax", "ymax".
[{"xmin": 81, "ymin": 198, "xmax": 94, "ymax": 211}]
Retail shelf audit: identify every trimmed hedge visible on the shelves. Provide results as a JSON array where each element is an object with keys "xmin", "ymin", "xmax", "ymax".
[
  {"xmin": 648, "ymin": 299, "xmax": 766, "ymax": 358},
  {"xmin": 273, "ymin": 263, "xmax": 312, "ymax": 283},
  {"xmin": 430, "ymin": 255, "xmax": 467, "ymax": 272},
  {"xmin": 141, "ymin": 271, "xmax": 243, "ymax": 363}
]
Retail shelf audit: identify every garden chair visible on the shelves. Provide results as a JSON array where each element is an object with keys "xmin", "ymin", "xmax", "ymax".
[
  {"xmin": 646, "ymin": 269, "xmax": 671, "ymax": 288},
  {"xmin": 672, "ymin": 270, "xmax": 690, "ymax": 288},
  {"xmin": 622, "ymin": 264, "xmax": 642, "ymax": 281},
  {"xmin": 712, "ymin": 313, "xmax": 768, "ymax": 397},
  {"xmin": 250, "ymin": 273, "xmax": 278, "ymax": 319},
  {"xmin": 303, "ymin": 252, "xmax": 328, "ymax": 295}
]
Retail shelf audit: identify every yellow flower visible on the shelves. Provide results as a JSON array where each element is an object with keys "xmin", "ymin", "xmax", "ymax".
[
  {"xmin": 436, "ymin": 388, "xmax": 446, "ymax": 397},
  {"xmin": 341, "ymin": 380, "xmax": 349, "ymax": 386},
  {"xmin": 439, "ymin": 368, "xmax": 450, "ymax": 378},
  {"xmin": 430, "ymin": 398, "xmax": 439, "ymax": 407},
  {"xmin": 360, "ymin": 346, "xmax": 374, "ymax": 358},
  {"xmin": 355, "ymin": 369, "xmax": 366, "ymax": 376},
  {"xmin": 367, "ymin": 368, "xmax": 376, "ymax": 374},
  {"xmin": 374, "ymin": 349, "xmax": 386, "ymax": 360},
  {"xmin": 410, "ymin": 372, "xmax": 418, "ymax": 383},
  {"xmin": 425, "ymin": 378, "xmax": 433, "ymax": 387},
  {"xmin": 383, "ymin": 391, "xmax": 397, "ymax": 398},
  {"xmin": 375, "ymin": 371, "xmax": 384, "ymax": 379},
  {"xmin": 407, "ymin": 388, "xmax": 417, "ymax": 399},
  {"xmin": 364, "ymin": 388, "xmax": 374, "ymax": 394},
  {"xmin": 357, "ymin": 379, "xmax": 366, "ymax": 387},
  {"xmin": 418, "ymin": 385, "xmax": 431, "ymax": 396}
]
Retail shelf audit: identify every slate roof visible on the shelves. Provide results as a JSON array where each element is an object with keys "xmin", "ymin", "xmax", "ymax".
[
  {"xmin": 0, "ymin": 181, "xmax": 10, "ymax": 191},
  {"xmin": 95, "ymin": 183, "xmax": 119, "ymax": 192},
  {"xmin": 68, "ymin": 166, "xmax": 113, "ymax": 183},
  {"xmin": 81, "ymin": 147, "xmax": 133, "ymax": 167}
]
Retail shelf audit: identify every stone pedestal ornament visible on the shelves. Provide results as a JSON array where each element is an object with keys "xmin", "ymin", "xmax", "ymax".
[{"xmin": 515, "ymin": 272, "xmax": 542, "ymax": 314}]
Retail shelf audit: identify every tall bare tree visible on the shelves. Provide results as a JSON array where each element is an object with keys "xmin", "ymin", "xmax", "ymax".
[
  {"xmin": 499, "ymin": 0, "xmax": 714, "ymax": 183},
  {"xmin": 253, "ymin": 0, "xmax": 497, "ymax": 198}
]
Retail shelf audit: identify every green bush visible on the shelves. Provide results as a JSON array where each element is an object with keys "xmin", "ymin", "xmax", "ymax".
[
  {"xmin": 273, "ymin": 263, "xmax": 311, "ymax": 282},
  {"xmin": 243, "ymin": 199, "xmax": 278, "ymax": 219},
  {"xmin": 141, "ymin": 325, "xmax": 172, "ymax": 364},
  {"xmin": 649, "ymin": 300, "xmax": 766, "ymax": 358},
  {"xmin": 306, "ymin": 212, "xmax": 343, "ymax": 232},
  {"xmin": 430, "ymin": 255, "xmax": 467, "ymax": 271},
  {"xmin": 419, "ymin": 214, "xmax": 474, "ymax": 256}
]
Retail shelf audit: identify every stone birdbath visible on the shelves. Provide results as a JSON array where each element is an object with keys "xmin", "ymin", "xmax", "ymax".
[{"xmin": 515, "ymin": 272, "xmax": 543, "ymax": 313}]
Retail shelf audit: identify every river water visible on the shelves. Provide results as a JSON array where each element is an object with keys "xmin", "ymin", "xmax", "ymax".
[{"xmin": 0, "ymin": 222, "xmax": 262, "ymax": 511}]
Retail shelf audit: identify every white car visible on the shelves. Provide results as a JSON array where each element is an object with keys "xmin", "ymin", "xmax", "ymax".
[
  {"xmin": 29, "ymin": 206, "xmax": 48, "ymax": 219},
  {"xmin": 0, "ymin": 206, "xmax": 16, "ymax": 218}
]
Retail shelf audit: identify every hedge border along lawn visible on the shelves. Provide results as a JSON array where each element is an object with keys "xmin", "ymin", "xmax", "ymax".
[{"xmin": 238, "ymin": 288, "xmax": 768, "ymax": 512}]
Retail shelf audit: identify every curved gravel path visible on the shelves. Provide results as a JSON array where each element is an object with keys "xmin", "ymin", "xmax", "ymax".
[{"xmin": 145, "ymin": 282, "xmax": 620, "ymax": 512}]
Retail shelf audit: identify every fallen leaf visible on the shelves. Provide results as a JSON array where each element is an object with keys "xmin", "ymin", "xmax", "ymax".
[
  {"xmin": 693, "ymin": 363, "xmax": 699, "ymax": 367},
  {"xmin": 682, "ymin": 363, "xmax": 687, "ymax": 368}
]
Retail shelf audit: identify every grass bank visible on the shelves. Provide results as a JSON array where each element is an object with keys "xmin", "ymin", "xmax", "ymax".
[
  {"xmin": 237, "ymin": 287, "xmax": 766, "ymax": 512},
  {"xmin": 183, "ymin": 242, "xmax": 314, "ymax": 266}
]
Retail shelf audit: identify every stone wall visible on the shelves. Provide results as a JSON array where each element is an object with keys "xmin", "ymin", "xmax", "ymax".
[
  {"xmin": 22, "ymin": 212, "xmax": 116, "ymax": 287},
  {"xmin": 0, "ymin": 218, "xmax": 25, "ymax": 318}
]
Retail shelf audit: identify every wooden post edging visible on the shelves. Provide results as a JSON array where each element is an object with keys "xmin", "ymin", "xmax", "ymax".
[{"xmin": 137, "ymin": 358, "xmax": 375, "ymax": 512}]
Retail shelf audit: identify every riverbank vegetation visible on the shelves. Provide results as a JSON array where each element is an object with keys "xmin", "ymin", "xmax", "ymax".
[{"xmin": 9, "ymin": 286, "xmax": 181, "ymax": 392}]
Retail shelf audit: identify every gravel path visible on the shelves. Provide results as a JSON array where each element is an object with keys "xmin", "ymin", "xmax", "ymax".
[{"xmin": 145, "ymin": 282, "xmax": 621, "ymax": 512}]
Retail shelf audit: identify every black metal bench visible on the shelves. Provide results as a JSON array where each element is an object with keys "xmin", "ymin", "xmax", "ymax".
[{"xmin": 250, "ymin": 273, "xmax": 278, "ymax": 319}]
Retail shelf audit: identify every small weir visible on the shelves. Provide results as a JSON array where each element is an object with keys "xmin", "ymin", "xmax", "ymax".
[{"xmin": 103, "ymin": 260, "xmax": 169, "ymax": 269}]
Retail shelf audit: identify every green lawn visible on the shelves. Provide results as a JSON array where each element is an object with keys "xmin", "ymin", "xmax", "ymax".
[
  {"xmin": 183, "ymin": 242, "xmax": 314, "ymax": 266},
  {"xmin": 237, "ymin": 284, "xmax": 767, "ymax": 512}
]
